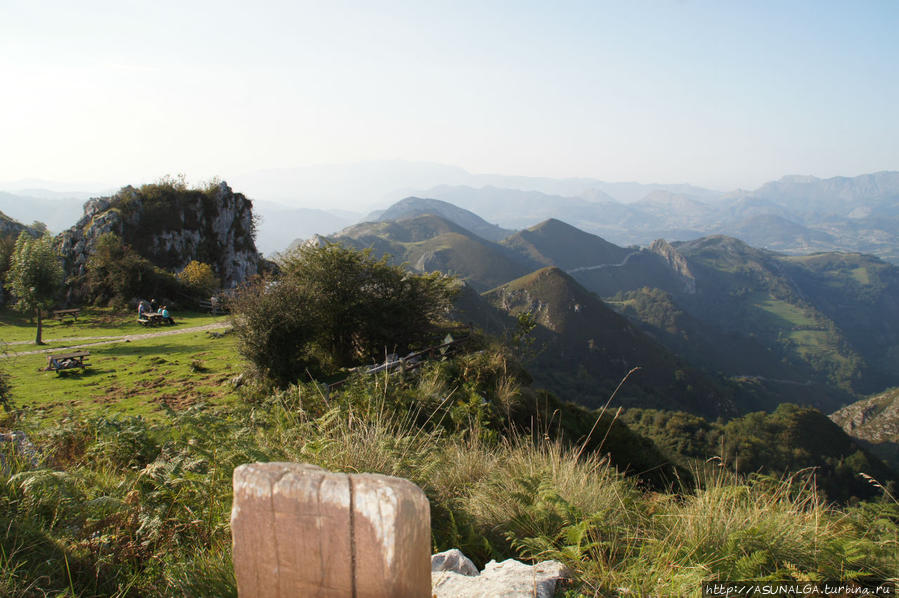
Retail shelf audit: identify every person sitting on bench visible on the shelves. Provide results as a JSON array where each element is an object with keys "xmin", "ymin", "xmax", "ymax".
[{"xmin": 160, "ymin": 305, "xmax": 175, "ymax": 325}]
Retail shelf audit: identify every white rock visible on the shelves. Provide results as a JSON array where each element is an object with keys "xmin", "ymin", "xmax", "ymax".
[
  {"xmin": 431, "ymin": 549, "xmax": 479, "ymax": 577},
  {"xmin": 432, "ymin": 555, "xmax": 571, "ymax": 598}
]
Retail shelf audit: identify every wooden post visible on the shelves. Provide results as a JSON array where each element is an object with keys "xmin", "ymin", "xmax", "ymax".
[{"xmin": 231, "ymin": 462, "xmax": 431, "ymax": 598}]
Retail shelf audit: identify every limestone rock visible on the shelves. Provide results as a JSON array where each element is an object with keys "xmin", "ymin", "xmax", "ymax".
[
  {"xmin": 431, "ymin": 549, "xmax": 479, "ymax": 577},
  {"xmin": 57, "ymin": 181, "xmax": 260, "ymax": 297},
  {"xmin": 431, "ymin": 555, "xmax": 571, "ymax": 598},
  {"xmin": 649, "ymin": 239, "xmax": 696, "ymax": 294}
]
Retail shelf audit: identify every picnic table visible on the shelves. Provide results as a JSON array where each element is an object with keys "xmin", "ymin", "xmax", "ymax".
[
  {"xmin": 138, "ymin": 313, "xmax": 174, "ymax": 327},
  {"xmin": 46, "ymin": 351, "xmax": 90, "ymax": 373},
  {"xmin": 52, "ymin": 308, "xmax": 80, "ymax": 320}
]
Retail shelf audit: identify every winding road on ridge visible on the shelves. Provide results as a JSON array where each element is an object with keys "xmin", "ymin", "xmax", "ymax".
[
  {"xmin": 565, "ymin": 251, "xmax": 640, "ymax": 274},
  {"xmin": 0, "ymin": 322, "xmax": 230, "ymax": 358}
]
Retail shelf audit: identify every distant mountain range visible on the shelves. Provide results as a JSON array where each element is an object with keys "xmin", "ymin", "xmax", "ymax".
[
  {"xmin": 252, "ymin": 200, "xmax": 355, "ymax": 256},
  {"xmin": 6, "ymin": 168, "xmax": 899, "ymax": 259},
  {"xmin": 369, "ymin": 197, "xmax": 513, "ymax": 242},
  {"xmin": 308, "ymin": 192, "xmax": 899, "ymax": 416},
  {"xmin": 312, "ymin": 214, "xmax": 531, "ymax": 292},
  {"xmin": 397, "ymin": 171, "xmax": 899, "ymax": 263},
  {"xmin": 0, "ymin": 192, "xmax": 87, "ymax": 234}
]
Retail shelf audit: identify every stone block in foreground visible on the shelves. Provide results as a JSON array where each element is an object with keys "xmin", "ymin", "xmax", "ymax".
[{"xmin": 231, "ymin": 462, "xmax": 431, "ymax": 598}]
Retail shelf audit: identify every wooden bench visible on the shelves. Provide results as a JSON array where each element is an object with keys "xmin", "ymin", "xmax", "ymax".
[
  {"xmin": 52, "ymin": 308, "xmax": 81, "ymax": 321},
  {"xmin": 46, "ymin": 351, "xmax": 90, "ymax": 373}
]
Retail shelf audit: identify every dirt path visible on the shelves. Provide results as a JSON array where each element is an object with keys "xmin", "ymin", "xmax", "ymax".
[{"xmin": 1, "ymin": 322, "xmax": 230, "ymax": 358}]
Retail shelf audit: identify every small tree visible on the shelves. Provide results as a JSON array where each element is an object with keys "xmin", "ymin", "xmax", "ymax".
[
  {"xmin": 85, "ymin": 232, "xmax": 181, "ymax": 307},
  {"xmin": 232, "ymin": 243, "xmax": 456, "ymax": 384},
  {"xmin": 177, "ymin": 260, "xmax": 220, "ymax": 297},
  {"xmin": 231, "ymin": 277, "xmax": 320, "ymax": 385},
  {"xmin": 7, "ymin": 232, "xmax": 64, "ymax": 344}
]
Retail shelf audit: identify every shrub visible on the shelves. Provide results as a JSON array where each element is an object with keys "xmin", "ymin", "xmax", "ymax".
[
  {"xmin": 178, "ymin": 260, "xmax": 221, "ymax": 297},
  {"xmin": 85, "ymin": 232, "xmax": 182, "ymax": 307},
  {"xmin": 231, "ymin": 243, "xmax": 456, "ymax": 383}
]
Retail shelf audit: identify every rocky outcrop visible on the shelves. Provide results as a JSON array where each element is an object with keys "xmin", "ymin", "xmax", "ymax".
[
  {"xmin": 57, "ymin": 181, "xmax": 260, "ymax": 289},
  {"xmin": 649, "ymin": 239, "xmax": 696, "ymax": 294},
  {"xmin": 431, "ymin": 549, "xmax": 571, "ymax": 598},
  {"xmin": 0, "ymin": 210, "xmax": 43, "ymax": 240}
]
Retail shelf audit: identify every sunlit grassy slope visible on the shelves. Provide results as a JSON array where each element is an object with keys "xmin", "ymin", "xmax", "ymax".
[{"xmin": 1, "ymin": 309, "xmax": 238, "ymax": 424}]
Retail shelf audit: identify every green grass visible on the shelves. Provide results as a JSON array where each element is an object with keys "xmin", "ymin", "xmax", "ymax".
[
  {"xmin": 789, "ymin": 329, "xmax": 833, "ymax": 350},
  {"xmin": 0, "ymin": 307, "xmax": 225, "ymax": 349},
  {"xmin": 1, "ymin": 309, "xmax": 239, "ymax": 425},
  {"xmin": 5, "ymin": 333, "xmax": 240, "ymax": 424},
  {"xmin": 0, "ymin": 304, "xmax": 896, "ymax": 596},
  {"xmin": 850, "ymin": 266, "xmax": 872, "ymax": 285},
  {"xmin": 752, "ymin": 297, "xmax": 818, "ymax": 329},
  {"xmin": 1, "ymin": 373, "xmax": 895, "ymax": 597}
]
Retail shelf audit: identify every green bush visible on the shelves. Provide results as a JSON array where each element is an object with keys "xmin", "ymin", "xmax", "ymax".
[
  {"xmin": 177, "ymin": 260, "xmax": 221, "ymax": 297},
  {"xmin": 231, "ymin": 243, "xmax": 456, "ymax": 383},
  {"xmin": 85, "ymin": 232, "xmax": 183, "ymax": 307}
]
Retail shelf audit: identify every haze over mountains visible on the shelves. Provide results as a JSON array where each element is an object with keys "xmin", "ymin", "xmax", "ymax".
[
  {"xmin": 245, "ymin": 166, "xmax": 899, "ymax": 261},
  {"xmin": 6, "ymin": 165, "xmax": 899, "ymax": 260},
  {"xmin": 397, "ymin": 171, "xmax": 899, "ymax": 262},
  {"xmin": 299, "ymin": 185, "xmax": 899, "ymax": 418}
]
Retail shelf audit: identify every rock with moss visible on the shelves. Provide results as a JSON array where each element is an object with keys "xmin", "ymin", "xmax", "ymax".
[{"xmin": 57, "ymin": 180, "xmax": 260, "ymax": 292}]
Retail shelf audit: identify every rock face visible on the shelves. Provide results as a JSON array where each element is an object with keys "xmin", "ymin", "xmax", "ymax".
[
  {"xmin": 0, "ymin": 210, "xmax": 41, "ymax": 239},
  {"xmin": 431, "ymin": 550, "xmax": 571, "ymax": 598},
  {"xmin": 57, "ymin": 181, "xmax": 260, "ymax": 289},
  {"xmin": 649, "ymin": 238, "xmax": 696, "ymax": 294}
]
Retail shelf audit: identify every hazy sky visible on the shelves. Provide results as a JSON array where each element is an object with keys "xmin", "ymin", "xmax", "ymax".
[{"xmin": 2, "ymin": 0, "xmax": 897, "ymax": 192}]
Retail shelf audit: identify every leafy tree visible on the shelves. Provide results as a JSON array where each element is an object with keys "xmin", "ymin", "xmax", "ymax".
[
  {"xmin": 86, "ymin": 233, "xmax": 152, "ymax": 306},
  {"xmin": 232, "ymin": 243, "xmax": 456, "ymax": 384},
  {"xmin": 85, "ymin": 232, "xmax": 181, "ymax": 307},
  {"xmin": 230, "ymin": 275, "xmax": 319, "ymax": 385},
  {"xmin": 7, "ymin": 232, "xmax": 64, "ymax": 344},
  {"xmin": 0, "ymin": 233, "xmax": 17, "ymax": 279},
  {"xmin": 177, "ymin": 260, "xmax": 220, "ymax": 297},
  {"xmin": 30, "ymin": 221, "xmax": 49, "ymax": 235}
]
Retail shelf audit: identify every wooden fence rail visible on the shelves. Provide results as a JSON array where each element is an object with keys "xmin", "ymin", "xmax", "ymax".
[{"xmin": 327, "ymin": 335, "xmax": 469, "ymax": 391}]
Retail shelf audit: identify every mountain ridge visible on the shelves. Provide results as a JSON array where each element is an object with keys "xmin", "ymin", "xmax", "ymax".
[{"xmin": 483, "ymin": 266, "xmax": 735, "ymax": 417}]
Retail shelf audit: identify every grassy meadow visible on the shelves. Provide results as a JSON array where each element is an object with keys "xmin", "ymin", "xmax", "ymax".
[
  {"xmin": 1, "ymin": 308, "xmax": 237, "ymax": 425},
  {"xmin": 0, "ymin": 308, "xmax": 897, "ymax": 596}
]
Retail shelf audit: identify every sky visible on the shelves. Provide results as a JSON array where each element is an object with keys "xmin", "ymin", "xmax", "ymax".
[{"xmin": 1, "ymin": 0, "xmax": 897, "ymax": 196}]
